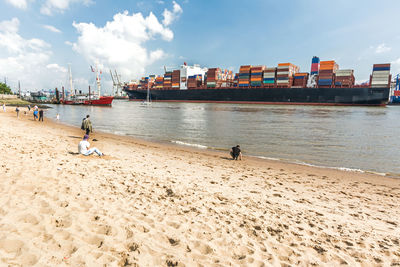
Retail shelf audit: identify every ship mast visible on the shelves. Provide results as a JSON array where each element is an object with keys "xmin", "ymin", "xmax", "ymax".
[
  {"xmin": 68, "ymin": 64, "xmax": 74, "ymax": 97},
  {"xmin": 96, "ymin": 64, "xmax": 101, "ymax": 98}
]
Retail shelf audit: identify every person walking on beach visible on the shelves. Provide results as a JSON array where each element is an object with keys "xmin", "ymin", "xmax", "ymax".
[
  {"xmin": 27, "ymin": 105, "xmax": 31, "ymax": 113},
  {"xmin": 56, "ymin": 113, "xmax": 59, "ymax": 121},
  {"xmin": 230, "ymin": 145, "xmax": 242, "ymax": 160},
  {"xmin": 78, "ymin": 134, "xmax": 104, "ymax": 156},
  {"xmin": 39, "ymin": 109, "xmax": 44, "ymax": 122},
  {"xmin": 15, "ymin": 106, "xmax": 20, "ymax": 118},
  {"xmin": 2, "ymin": 103, "xmax": 5, "ymax": 112},
  {"xmin": 33, "ymin": 109, "xmax": 38, "ymax": 121},
  {"xmin": 82, "ymin": 115, "xmax": 93, "ymax": 135}
]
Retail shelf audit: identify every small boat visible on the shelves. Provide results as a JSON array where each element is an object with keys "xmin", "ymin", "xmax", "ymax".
[{"xmin": 140, "ymin": 83, "xmax": 152, "ymax": 106}]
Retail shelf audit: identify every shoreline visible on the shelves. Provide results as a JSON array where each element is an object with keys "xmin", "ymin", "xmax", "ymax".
[
  {"xmin": 48, "ymin": 108, "xmax": 400, "ymax": 181},
  {"xmin": 1, "ymin": 107, "xmax": 400, "ymax": 265},
  {"xmin": 3, "ymin": 107, "xmax": 400, "ymax": 186}
]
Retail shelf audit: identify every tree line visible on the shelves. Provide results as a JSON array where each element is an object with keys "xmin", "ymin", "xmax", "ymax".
[{"xmin": 0, "ymin": 83, "xmax": 12, "ymax": 94}]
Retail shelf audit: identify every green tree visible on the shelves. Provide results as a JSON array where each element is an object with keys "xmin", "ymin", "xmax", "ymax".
[{"xmin": 0, "ymin": 83, "xmax": 12, "ymax": 94}]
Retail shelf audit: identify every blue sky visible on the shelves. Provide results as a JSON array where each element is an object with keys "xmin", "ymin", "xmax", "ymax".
[{"xmin": 0, "ymin": 0, "xmax": 399, "ymax": 92}]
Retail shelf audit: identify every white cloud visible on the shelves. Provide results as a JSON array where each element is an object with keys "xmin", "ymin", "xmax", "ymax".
[
  {"xmin": 43, "ymin": 24, "xmax": 62, "ymax": 33},
  {"xmin": 391, "ymin": 58, "xmax": 400, "ymax": 74},
  {"xmin": 65, "ymin": 41, "xmax": 73, "ymax": 46},
  {"xmin": 0, "ymin": 17, "xmax": 20, "ymax": 33},
  {"xmin": 72, "ymin": 6, "xmax": 182, "ymax": 79},
  {"xmin": 41, "ymin": 0, "xmax": 93, "ymax": 15},
  {"xmin": 5, "ymin": 0, "xmax": 28, "ymax": 9},
  {"xmin": 46, "ymin": 63, "xmax": 67, "ymax": 73},
  {"xmin": 0, "ymin": 17, "xmax": 67, "ymax": 90},
  {"xmin": 162, "ymin": 1, "xmax": 182, "ymax": 26},
  {"xmin": 157, "ymin": 0, "xmax": 165, "ymax": 4},
  {"xmin": 375, "ymin": 43, "xmax": 391, "ymax": 54}
]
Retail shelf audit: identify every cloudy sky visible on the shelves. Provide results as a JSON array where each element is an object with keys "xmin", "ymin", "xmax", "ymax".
[{"xmin": 0, "ymin": 0, "xmax": 400, "ymax": 93}]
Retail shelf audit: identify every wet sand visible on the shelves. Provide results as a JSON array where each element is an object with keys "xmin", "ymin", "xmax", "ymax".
[{"xmin": 0, "ymin": 107, "xmax": 399, "ymax": 266}]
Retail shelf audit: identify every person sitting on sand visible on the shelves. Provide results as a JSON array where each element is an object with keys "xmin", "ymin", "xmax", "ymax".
[
  {"xmin": 78, "ymin": 134, "xmax": 104, "ymax": 156},
  {"xmin": 230, "ymin": 145, "xmax": 242, "ymax": 160}
]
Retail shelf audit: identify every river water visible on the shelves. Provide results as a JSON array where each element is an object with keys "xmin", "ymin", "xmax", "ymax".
[{"xmin": 46, "ymin": 100, "xmax": 400, "ymax": 177}]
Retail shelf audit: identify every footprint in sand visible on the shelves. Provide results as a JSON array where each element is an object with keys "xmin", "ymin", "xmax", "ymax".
[
  {"xmin": 0, "ymin": 239, "xmax": 25, "ymax": 254},
  {"xmin": 193, "ymin": 241, "xmax": 214, "ymax": 254},
  {"xmin": 19, "ymin": 253, "xmax": 38, "ymax": 266},
  {"xmin": 19, "ymin": 213, "xmax": 39, "ymax": 225},
  {"xmin": 54, "ymin": 216, "xmax": 72, "ymax": 228},
  {"xmin": 85, "ymin": 235, "xmax": 104, "ymax": 248}
]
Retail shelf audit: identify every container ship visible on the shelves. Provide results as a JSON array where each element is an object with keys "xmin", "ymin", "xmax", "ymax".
[{"xmin": 123, "ymin": 57, "xmax": 391, "ymax": 106}]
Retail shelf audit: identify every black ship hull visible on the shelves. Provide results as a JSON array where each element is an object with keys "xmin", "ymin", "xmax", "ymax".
[{"xmin": 124, "ymin": 87, "xmax": 390, "ymax": 106}]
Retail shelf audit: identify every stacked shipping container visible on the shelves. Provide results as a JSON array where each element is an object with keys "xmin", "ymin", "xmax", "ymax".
[
  {"xmin": 163, "ymin": 71, "xmax": 172, "ymax": 88},
  {"xmin": 154, "ymin": 76, "xmax": 163, "ymax": 89},
  {"xmin": 310, "ymin": 56, "xmax": 320, "ymax": 75},
  {"xmin": 318, "ymin": 61, "xmax": 338, "ymax": 88},
  {"xmin": 370, "ymin": 64, "xmax": 391, "ymax": 88},
  {"xmin": 239, "ymin": 65, "xmax": 251, "ymax": 87},
  {"xmin": 293, "ymin": 73, "xmax": 309, "ymax": 87},
  {"xmin": 187, "ymin": 75, "xmax": 202, "ymax": 89},
  {"xmin": 263, "ymin": 68, "xmax": 276, "ymax": 87},
  {"xmin": 172, "ymin": 70, "xmax": 180, "ymax": 89},
  {"xmin": 207, "ymin": 68, "xmax": 221, "ymax": 88},
  {"xmin": 276, "ymin": 63, "xmax": 299, "ymax": 87},
  {"xmin": 130, "ymin": 59, "xmax": 392, "ymax": 91},
  {"xmin": 335, "ymin": 70, "xmax": 355, "ymax": 87},
  {"xmin": 250, "ymin": 66, "xmax": 265, "ymax": 87}
]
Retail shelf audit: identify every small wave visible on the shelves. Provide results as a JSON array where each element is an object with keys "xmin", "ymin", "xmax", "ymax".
[
  {"xmin": 171, "ymin": 140, "xmax": 208, "ymax": 149},
  {"xmin": 252, "ymin": 155, "xmax": 392, "ymax": 177},
  {"xmin": 113, "ymin": 131, "xmax": 127, "ymax": 136},
  {"xmin": 252, "ymin": 156, "xmax": 281, "ymax": 161}
]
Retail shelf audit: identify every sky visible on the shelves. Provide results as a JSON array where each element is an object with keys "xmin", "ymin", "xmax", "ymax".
[{"xmin": 1, "ymin": 0, "xmax": 400, "ymax": 93}]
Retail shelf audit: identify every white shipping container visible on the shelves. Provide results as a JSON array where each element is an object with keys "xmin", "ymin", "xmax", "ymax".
[
  {"xmin": 372, "ymin": 74, "xmax": 390, "ymax": 79},
  {"xmin": 263, "ymin": 73, "xmax": 275, "ymax": 78},
  {"xmin": 277, "ymin": 80, "xmax": 289, "ymax": 84},
  {"xmin": 372, "ymin": 77, "xmax": 389, "ymax": 81},
  {"xmin": 277, "ymin": 71, "xmax": 289, "ymax": 75},
  {"xmin": 335, "ymin": 73, "xmax": 353, "ymax": 77},
  {"xmin": 336, "ymin": 70, "xmax": 353, "ymax": 76},
  {"xmin": 371, "ymin": 80, "xmax": 389, "ymax": 85},
  {"xmin": 371, "ymin": 84, "xmax": 388, "ymax": 88},
  {"xmin": 372, "ymin": 70, "xmax": 390, "ymax": 75}
]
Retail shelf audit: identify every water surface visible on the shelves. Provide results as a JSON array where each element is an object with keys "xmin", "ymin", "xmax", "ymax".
[{"xmin": 46, "ymin": 101, "xmax": 400, "ymax": 176}]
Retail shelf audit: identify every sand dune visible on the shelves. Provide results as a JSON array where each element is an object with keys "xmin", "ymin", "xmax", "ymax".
[{"xmin": 0, "ymin": 108, "xmax": 399, "ymax": 266}]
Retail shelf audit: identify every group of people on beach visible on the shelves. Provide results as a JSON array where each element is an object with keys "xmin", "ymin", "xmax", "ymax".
[
  {"xmin": 12, "ymin": 104, "xmax": 45, "ymax": 121},
  {"xmin": 5, "ymin": 103, "xmax": 241, "ymax": 160},
  {"xmin": 78, "ymin": 114, "xmax": 104, "ymax": 157}
]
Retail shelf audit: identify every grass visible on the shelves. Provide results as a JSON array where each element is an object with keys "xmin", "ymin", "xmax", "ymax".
[{"xmin": 0, "ymin": 99, "xmax": 32, "ymax": 106}]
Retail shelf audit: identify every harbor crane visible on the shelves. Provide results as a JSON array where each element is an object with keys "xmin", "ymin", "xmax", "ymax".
[{"xmin": 110, "ymin": 69, "xmax": 124, "ymax": 96}]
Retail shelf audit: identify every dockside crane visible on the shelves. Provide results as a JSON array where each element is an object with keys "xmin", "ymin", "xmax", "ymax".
[
  {"xmin": 110, "ymin": 69, "xmax": 117, "ymax": 96},
  {"xmin": 114, "ymin": 70, "xmax": 123, "ymax": 96}
]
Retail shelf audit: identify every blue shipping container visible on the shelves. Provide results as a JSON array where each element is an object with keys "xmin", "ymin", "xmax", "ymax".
[{"xmin": 373, "ymin": 67, "xmax": 390, "ymax": 71}]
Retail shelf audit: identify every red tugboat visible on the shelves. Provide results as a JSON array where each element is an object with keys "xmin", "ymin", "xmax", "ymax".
[{"xmin": 61, "ymin": 64, "xmax": 114, "ymax": 106}]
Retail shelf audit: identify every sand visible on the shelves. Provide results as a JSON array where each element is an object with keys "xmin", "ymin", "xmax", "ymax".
[{"xmin": 0, "ymin": 107, "xmax": 399, "ymax": 266}]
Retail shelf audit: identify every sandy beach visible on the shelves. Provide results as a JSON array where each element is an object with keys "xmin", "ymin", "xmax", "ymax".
[{"xmin": 0, "ymin": 107, "xmax": 399, "ymax": 266}]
